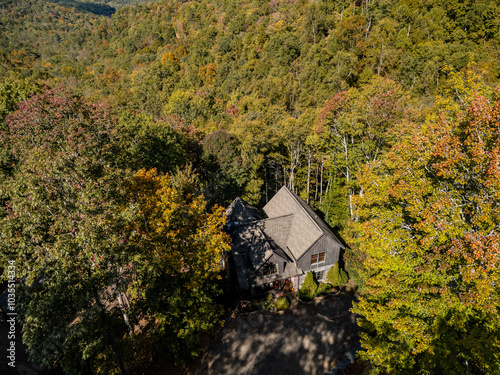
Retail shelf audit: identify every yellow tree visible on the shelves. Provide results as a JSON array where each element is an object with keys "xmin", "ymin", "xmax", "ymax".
[{"xmin": 128, "ymin": 168, "xmax": 230, "ymax": 361}]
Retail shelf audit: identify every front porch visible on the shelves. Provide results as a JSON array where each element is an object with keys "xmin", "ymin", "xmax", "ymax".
[{"xmin": 254, "ymin": 278, "xmax": 296, "ymax": 299}]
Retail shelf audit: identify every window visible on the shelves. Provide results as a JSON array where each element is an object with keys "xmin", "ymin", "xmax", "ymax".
[
  {"xmin": 262, "ymin": 263, "xmax": 278, "ymax": 276},
  {"xmin": 315, "ymin": 270, "xmax": 324, "ymax": 280},
  {"xmin": 311, "ymin": 252, "xmax": 325, "ymax": 266}
]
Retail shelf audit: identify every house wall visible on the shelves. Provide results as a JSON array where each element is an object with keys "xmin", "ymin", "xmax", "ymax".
[
  {"xmin": 267, "ymin": 252, "xmax": 287, "ymax": 276},
  {"xmin": 296, "ymin": 264, "xmax": 334, "ymax": 288},
  {"xmin": 252, "ymin": 252, "xmax": 295, "ymax": 288},
  {"xmin": 295, "ymin": 235, "xmax": 340, "ymax": 272}
]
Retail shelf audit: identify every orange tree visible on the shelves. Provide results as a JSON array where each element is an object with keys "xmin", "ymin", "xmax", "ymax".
[{"xmin": 347, "ymin": 87, "xmax": 500, "ymax": 373}]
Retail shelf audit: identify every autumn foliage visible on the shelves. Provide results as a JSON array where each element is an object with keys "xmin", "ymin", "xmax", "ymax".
[
  {"xmin": 0, "ymin": 87, "xmax": 132, "ymax": 374},
  {"xmin": 0, "ymin": 88, "xmax": 231, "ymax": 373},
  {"xmin": 128, "ymin": 168, "xmax": 230, "ymax": 360},
  {"xmin": 347, "ymin": 87, "xmax": 500, "ymax": 373}
]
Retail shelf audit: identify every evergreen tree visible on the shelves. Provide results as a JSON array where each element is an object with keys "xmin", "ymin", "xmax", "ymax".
[
  {"xmin": 299, "ymin": 271, "xmax": 318, "ymax": 301},
  {"xmin": 326, "ymin": 262, "xmax": 348, "ymax": 286}
]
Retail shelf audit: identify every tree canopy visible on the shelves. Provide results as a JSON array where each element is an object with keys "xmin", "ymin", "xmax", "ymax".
[
  {"xmin": 346, "ymin": 71, "xmax": 500, "ymax": 374},
  {"xmin": 0, "ymin": 87, "xmax": 132, "ymax": 373},
  {"xmin": 0, "ymin": 87, "xmax": 230, "ymax": 373},
  {"xmin": 2, "ymin": 0, "xmax": 500, "ymax": 371}
]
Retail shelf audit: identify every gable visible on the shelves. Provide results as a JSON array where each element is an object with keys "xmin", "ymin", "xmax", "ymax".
[
  {"xmin": 226, "ymin": 197, "xmax": 262, "ymax": 225},
  {"xmin": 261, "ymin": 215, "xmax": 293, "ymax": 253},
  {"xmin": 295, "ymin": 234, "xmax": 341, "ymax": 271},
  {"xmin": 263, "ymin": 187, "xmax": 323, "ymax": 259}
]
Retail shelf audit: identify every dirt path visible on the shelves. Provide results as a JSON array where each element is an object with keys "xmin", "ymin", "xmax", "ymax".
[{"xmin": 194, "ymin": 293, "xmax": 359, "ymax": 375}]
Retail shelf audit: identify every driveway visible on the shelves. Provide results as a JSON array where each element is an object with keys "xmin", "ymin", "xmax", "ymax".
[{"xmin": 196, "ymin": 293, "xmax": 359, "ymax": 375}]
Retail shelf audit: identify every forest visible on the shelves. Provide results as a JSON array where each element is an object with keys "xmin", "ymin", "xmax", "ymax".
[{"xmin": 1, "ymin": 0, "xmax": 500, "ymax": 373}]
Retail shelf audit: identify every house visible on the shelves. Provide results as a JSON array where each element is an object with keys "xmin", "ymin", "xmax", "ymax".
[{"xmin": 225, "ymin": 186, "xmax": 345, "ymax": 292}]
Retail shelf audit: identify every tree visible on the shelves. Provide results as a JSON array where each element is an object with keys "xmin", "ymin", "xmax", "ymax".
[
  {"xmin": 318, "ymin": 77, "xmax": 406, "ymax": 219},
  {"xmin": 326, "ymin": 261, "xmax": 348, "ymax": 286},
  {"xmin": 0, "ymin": 86, "xmax": 232, "ymax": 372},
  {"xmin": 0, "ymin": 86, "xmax": 132, "ymax": 374},
  {"xmin": 117, "ymin": 111, "xmax": 189, "ymax": 174},
  {"xmin": 347, "ymin": 82, "xmax": 500, "ymax": 373},
  {"xmin": 0, "ymin": 78, "xmax": 42, "ymax": 126},
  {"xmin": 127, "ymin": 168, "xmax": 230, "ymax": 361},
  {"xmin": 319, "ymin": 177, "xmax": 350, "ymax": 230},
  {"xmin": 299, "ymin": 271, "xmax": 318, "ymax": 301},
  {"xmin": 201, "ymin": 129, "xmax": 249, "ymax": 205},
  {"xmin": 0, "ymin": 79, "xmax": 42, "ymax": 181}
]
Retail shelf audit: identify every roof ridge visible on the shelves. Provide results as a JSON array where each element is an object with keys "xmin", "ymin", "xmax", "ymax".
[
  {"xmin": 281, "ymin": 186, "xmax": 323, "ymax": 234},
  {"xmin": 260, "ymin": 213, "xmax": 294, "ymax": 222},
  {"xmin": 280, "ymin": 186, "xmax": 345, "ymax": 248}
]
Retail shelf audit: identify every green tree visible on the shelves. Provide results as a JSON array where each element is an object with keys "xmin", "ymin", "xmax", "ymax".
[
  {"xmin": 318, "ymin": 77, "xmax": 407, "ymax": 219},
  {"xmin": 0, "ymin": 87, "xmax": 132, "ymax": 374},
  {"xmin": 326, "ymin": 261, "xmax": 348, "ymax": 286},
  {"xmin": 202, "ymin": 129, "xmax": 249, "ymax": 205},
  {"xmin": 118, "ymin": 111, "xmax": 189, "ymax": 174},
  {"xmin": 299, "ymin": 271, "xmax": 318, "ymax": 301}
]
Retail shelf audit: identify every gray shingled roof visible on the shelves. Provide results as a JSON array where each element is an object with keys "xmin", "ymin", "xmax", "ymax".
[
  {"xmin": 225, "ymin": 197, "xmax": 262, "ymax": 225},
  {"xmin": 261, "ymin": 215, "xmax": 294, "ymax": 255},
  {"xmin": 286, "ymin": 189, "xmax": 346, "ymax": 249},
  {"xmin": 263, "ymin": 186, "xmax": 323, "ymax": 259},
  {"xmin": 227, "ymin": 186, "xmax": 344, "ymax": 290},
  {"xmin": 231, "ymin": 223, "xmax": 273, "ymax": 271}
]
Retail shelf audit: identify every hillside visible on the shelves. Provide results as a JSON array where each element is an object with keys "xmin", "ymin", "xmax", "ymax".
[
  {"xmin": 1, "ymin": 0, "xmax": 500, "ymax": 373},
  {"xmin": 3, "ymin": 0, "xmax": 499, "ymax": 208}
]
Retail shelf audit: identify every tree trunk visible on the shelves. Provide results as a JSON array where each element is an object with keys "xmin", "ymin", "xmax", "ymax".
[
  {"xmin": 319, "ymin": 158, "xmax": 324, "ymax": 202},
  {"xmin": 116, "ymin": 289, "xmax": 133, "ymax": 334},
  {"xmin": 314, "ymin": 163, "xmax": 319, "ymax": 201},
  {"xmin": 95, "ymin": 292, "xmax": 127, "ymax": 375},
  {"xmin": 288, "ymin": 140, "xmax": 302, "ymax": 192},
  {"xmin": 306, "ymin": 149, "xmax": 313, "ymax": 203}
]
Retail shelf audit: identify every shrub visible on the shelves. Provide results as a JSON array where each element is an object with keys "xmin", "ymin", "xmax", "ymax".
[
  {"xmin": 275, "ymin": 296, "xmax": 290, "ymax": 311},
  {"xmin": 254, "ymin": 294, "xmax": 274, "ymax": 311},
  {"xmin": 299, "ymin": 271, "xmax": 318, "ymax": 301},
  {"xmin": 340, "ymin": 268, "xmax": 349, "ymax": 285},
  {"xmin": 327, "ymin": 262, "xmax": 349, "ymax": 286},
  {"xmin": 299, "ymin": 288, "xmax": 314, "ymax": 302},
  {"xmin": 316, "ymin": 283, "xmax": 332, "ymax": 296},
  {"xmin": 326, "ymin": 262, "xmax": 340, "ymax": 285}
]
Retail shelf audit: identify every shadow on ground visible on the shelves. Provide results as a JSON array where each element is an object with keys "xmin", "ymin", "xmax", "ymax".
[{"xmin": 194, "ymin": 293, "xmax": 359, "ymax": 375}]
